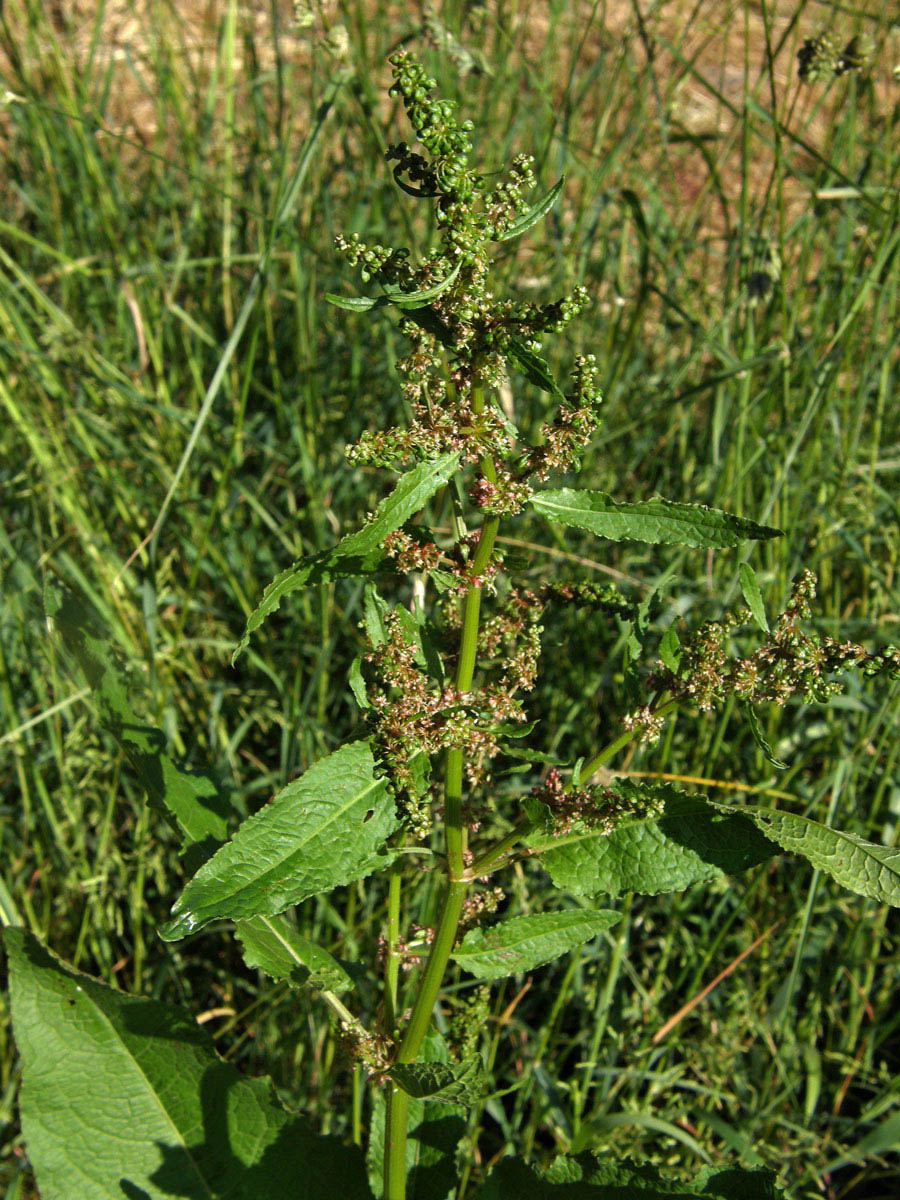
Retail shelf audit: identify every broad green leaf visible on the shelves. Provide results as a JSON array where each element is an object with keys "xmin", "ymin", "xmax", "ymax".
[
  {"xmin": 389, "ymin": 1055, "xmax": 486, "ymax": 1104},
  {"xmin": 504, "ymin": 337, "xmax": 566, "ymax": 401},
  {"xmin": 530, "ymin": 490, "xmax": 783, "ymax": 548},
  {"xmin": 368, "ymin": 1031, "xmax": 464, "ymax": 1200},
  {"xmin": 532, "ymin": 783, "xmax": 775, "ymax": 898},
  {"xmin": 233, "ymin": 453, "xmax": 458, "ymax": 661},
  {"xmin": 235, "ymin": 913, "xmax": 353, "ymax": 993},
  {"xmin": 46, "ymin": 587, "xmax": 233, "ymax": 852},
  {"xmin": 731, "ymin": 805, "xmax": 900, "ymax": 906},
  {"xmin": 739, "ymin": 563, "xmax": 769, "ymax": 632},
  {"xmin": 161, "ymin": 740, "xmax": 397, "ymax": 941},
  {"xmin": 475, "ymin": 1152, "xmax": 780, "ymax": 1198},
  {"xmin": 495, "ymin": 177, "xmax": 565, "ymax": 242},
  {"xmin": 452, "ymin": 910, "xmax": 619, "ymax": 980},
  {"xmin": 3, "ymin": 928, "xmax": 373, "ymax": 1200}
]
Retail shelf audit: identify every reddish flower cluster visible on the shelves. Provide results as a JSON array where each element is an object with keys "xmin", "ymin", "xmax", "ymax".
[
  {"xmin": 652, "ymin": 570, "xmax": 900, "ymax": 715},
  {"xmin": 364, "ymin": 609, "xmax": 530, "ymax": 831},
  {"xmin": 527, "ymin": 769, "xmax": 664, "ymax": 836},
  {"xmin": 382, "ymin": 529, "xmax": 444, "ymax": 573},
  {"xmin": 460, "ymin": 887, "xmax": 505, "ymax": 930}
]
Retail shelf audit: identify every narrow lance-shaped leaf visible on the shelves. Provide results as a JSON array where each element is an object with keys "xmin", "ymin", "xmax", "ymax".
[
  {"xmin": 46, "ymin": 586, "xmax": 234, "ymax": 852},
  {"xmin": 3, "ymin": 928, "xmax": 373, "ymax": 1200},
  {"xmin": 739, "ymin": 562, "xmax": 769, "ymax": 632},
  {"xmin": 727, "ymin": 805, "xmax": 900, "ymax": 907},
  {"xmin": 160, "ymin": 740, "xmax": 397, "ymax": 941},
  {"xmin": 326, "ymin": 259, "xmax": 462, "ymax": 312},
  {"xmin": 235, "ymin": 913, "xmax": 354, "ymax": 994},
  {"xmin": 494, "ymin": 177, "xmax": 565, "ymax": 243},
  {"xmin": 233, "ymin": 452, "xmax": 459, "ymax": 661},
  {"xmin": 742, "ymin": 703, "xmax": 788, "ymax": 770},
  {"xmin": 530, "ymin": 490, "xmax": 783, "ymax": 549},
  {"xmin": 531, "ymin": 782, "xmax": 775, "ymax": 899},
  {"xmin": 382, "ymin": 259, "xmax": 462, "ymax": 307},
  {"xmin": 451, "ymin": 910, "xmax": 619, "ymax": 981},
  {"xmin": 504, "ymin": 337, "xmax": 566, "ymax": 401}
]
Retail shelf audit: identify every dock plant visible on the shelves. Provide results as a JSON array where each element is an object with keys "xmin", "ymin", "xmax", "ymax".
[{"xmin": 5, "ymin": 51, "xmax": 900, "ymax": 1200}]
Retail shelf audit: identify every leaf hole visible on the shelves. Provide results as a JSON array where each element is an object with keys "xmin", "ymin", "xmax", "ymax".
[{"xmin": 362, "ymin": 808, "xmax": 375, "ymax": 824}]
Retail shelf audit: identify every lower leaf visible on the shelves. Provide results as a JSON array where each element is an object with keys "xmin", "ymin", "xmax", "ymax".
[{"xmin": 3, "ymin": 928, "xmax": 372, "ymax": 1200}]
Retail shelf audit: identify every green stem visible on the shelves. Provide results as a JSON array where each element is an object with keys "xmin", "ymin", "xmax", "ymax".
[
  {"xmin": 384, "ymin": 863, "xmax": 402, "ymax": 1032},
  {"xmin": 384, "ymin": 383, "xmax": 499, "ymax": 1199},
  {"xmin": 383, "ymin": 880, "xmax": 468, "ymax": 1200},
  {"xmin": 578, "ymin": 697, "xmax": 677, "ymax": 780}
]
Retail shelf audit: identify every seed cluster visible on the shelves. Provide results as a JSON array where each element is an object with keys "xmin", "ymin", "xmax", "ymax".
[
  {"xmin": 364, "ymin": 608, "xmax": 532, "ymax": 832},
  {"xmin": 339, "ymin": 51, "xmax": 601, "ymax": 517},
  {"xmin": 527, "ymin": 768, "xmax": 665, "ymax": 836},
  {"xmin": 798, "ymin": 33, "xmax": 875, "ymax": 83},
  {"xmin": 651, "ymin": 570, "xmax": 900, "ymax": 714}
]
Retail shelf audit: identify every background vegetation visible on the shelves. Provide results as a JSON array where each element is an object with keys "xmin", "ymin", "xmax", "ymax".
[{"xmin": 1, "ymin": 2, "xmax": 898, "ymax": 1197}]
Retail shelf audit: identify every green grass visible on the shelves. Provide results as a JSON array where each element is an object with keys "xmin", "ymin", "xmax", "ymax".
[{"xmin": 1, "ymin": 2, "xmax": 899, "ymax": 1197}]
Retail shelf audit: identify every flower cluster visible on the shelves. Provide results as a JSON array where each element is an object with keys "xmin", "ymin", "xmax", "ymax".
[
  {"xmin": 526, "ymin": 769, "xmax": 665, "ymax": 836},
  {"xmin": 382, "ymin": 529, "xmax": 444, "ymax": 573},
  {"xmin": 651, "ymin": 570, "xmax": 900, "ymax": 714},
  {"xmin": 334, "ymin": 1020, "xmax": 391, "ymax": 1075},
  {"xmin": 339, "ymin": 52, "xmax": 600, "ymax": 517},
  {"xmin": 798, "ymin": 32, "xmax": 875, "ymax": 83},
  {"xmin": 460, "ymin": 886, "xmax": 505, "ymax": 930},
  {"xmin": 376, "ymin": 925, "xmax": 435, "ymax": 975},
  {"xmin": 364, "ymin": 609, "xmax": 530, "ymax": 831}
]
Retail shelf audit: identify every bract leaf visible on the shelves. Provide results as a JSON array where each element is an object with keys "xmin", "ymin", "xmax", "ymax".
[
  {"xmin": 389, "ymin": 1055, "xmax": 486, "ymax": 1104},
  {"xmin": 325, "ymin": 292, "xmax": 380, "ymax": 311},
  {"xmin": 233, "ymin": 453, "xmax": 458, "ymax": 661},
  {"xmin": 531, "ymin": 782, "xmax": 775, "ymax": 898},
  {"xmin": 494, "ymin": 177, "xmax": 565, "ymax": 242},
  {"xmin": 382, "ymin": 260, "xmax": 462, "ymax": 307},
  {"xmin": 3, "ymin": 928, "xmax": 373, "ymax": 1200},
  {"xmin": 451, "ymin": 910, "xmax": 619, "ymax": 980},
  {"xmin": 160, "ymin": 740, "xmax": 397, "ymax": 940},
  {"xmin": 728, "ymin": 805, "xmax": 900, "ymax": 906},
  {"xmin": 739, "ymin": 563, "xmax": 770, "ymax": 632},
  {"xmin": 742, "ymin": 703, "xmax": 788, "ymax": 769},
  {"xmin": 236, "ymin": 913, "xmax": 354, "ymax": 993},
  {"xmin": 658, "ymin": 625, "xmax": 682, "ymax": 674},
  {"xmin": 504, "ymin": 337, "xmax": 566, "ymax": 401},
  {"xmin": 530, "ymin": 490, "xmax": 783, "ymax": 548}
]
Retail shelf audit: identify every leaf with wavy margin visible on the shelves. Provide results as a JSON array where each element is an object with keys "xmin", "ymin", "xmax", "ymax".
[
  {"xmin": 452, "ymin": 910, "xmax": 619, "ymax": 980},
  {"xmin": 160, "ymin": 741, "xmax": 396, "ymax": 941},
  {"xmin": 530, "ymin": 490, "xmax": 782, "ymax": 548},
  {"xmin": 531, "ymin": 784, "xmax": 775, "ymax": 898},
  {"xmin": 729, "ymin": 805, "xmax": 900, "ymax": 906}
]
